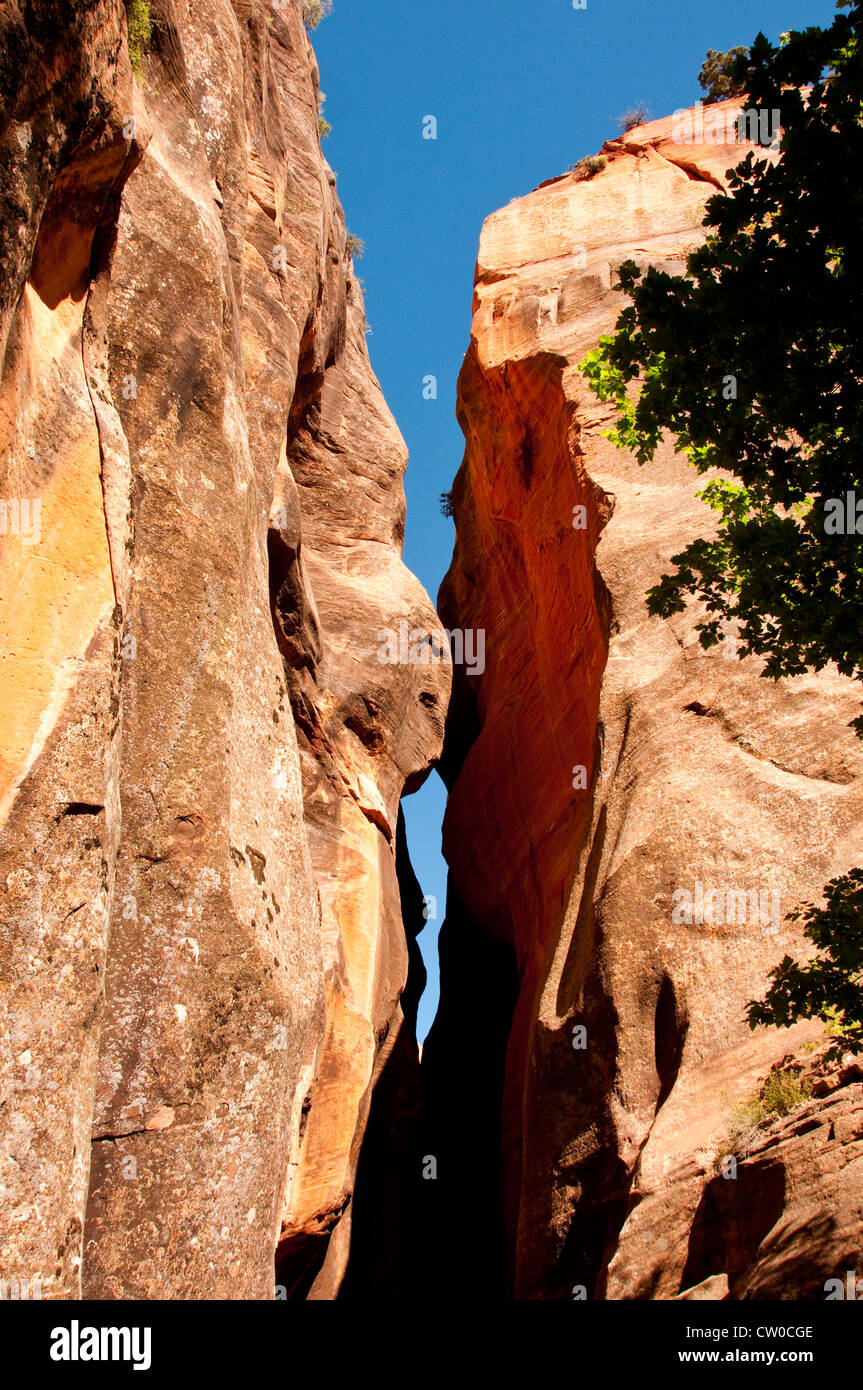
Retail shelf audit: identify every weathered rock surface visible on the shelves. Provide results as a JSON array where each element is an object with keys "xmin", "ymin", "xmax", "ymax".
[
  {"xmin": 0, "ymin": 0, "xmax": 447, "ymax": 1299},
  {"xmin": 430, "ymin": 102, "xmax": 863, "ymax": 1300},
  {"xmin": 609, "ymin": 1047, "xmax": 863, "ymax": 1301},
  {"xmin": 4, "ymin": 14, "xmax": 860, "ymax": 1305}
]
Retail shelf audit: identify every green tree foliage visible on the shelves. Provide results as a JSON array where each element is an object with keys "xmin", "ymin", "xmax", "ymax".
[
  {"xmin": 581, "ymin": 2, "xmax": 863, "ymax": 1053},
  {"xmin": 698, "ymin": 46, "xmax": 750, "ymax": 103},
  {"xmin": 747, "ymin": 871, "xmax": 863, "ymax": 1060},
  {"xmin": 124, "ymin": 0, "xmax": 152, "ymax": 78}
]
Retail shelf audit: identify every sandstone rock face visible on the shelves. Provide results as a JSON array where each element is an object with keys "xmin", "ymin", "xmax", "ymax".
[
  {"xmin": 4, "ymin": 18, "xmax": 859, "ymax": 1305},
  {"xmin": 430, "ymin": 103, "xmax": 863, "ymax": 1300},
  {"xmin": 0, "ymin": 0, "xmax": 447, "ymax": 1299}
]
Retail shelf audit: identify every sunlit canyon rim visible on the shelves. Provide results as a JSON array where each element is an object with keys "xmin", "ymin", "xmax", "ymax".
[{"xmin": 1, "ymin": 0, "xmax": 862, "ymax": 1302}]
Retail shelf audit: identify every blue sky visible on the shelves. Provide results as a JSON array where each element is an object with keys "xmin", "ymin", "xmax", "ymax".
[{"xmin": 311, "ymin": 0, "xmax": 837, "ymax": 1040}]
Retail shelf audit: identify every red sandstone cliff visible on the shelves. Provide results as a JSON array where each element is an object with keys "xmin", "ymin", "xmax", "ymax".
[{"xmin": 429, "ymin": 103, "xmax": 863, "ymax": 1300}]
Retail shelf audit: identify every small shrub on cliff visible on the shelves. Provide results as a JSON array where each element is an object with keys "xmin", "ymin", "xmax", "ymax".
[
  {"xmin": 303, "ymin": 0, "xmax": 333, "ymax": 29},
  {"xmin": 124, "ymin": 0, "xmax": 152, "ymax": 78},
  {"xmin": 720, "ymin": 1064, "xmax": 812, "ymax": 1161},
  {"xmin": 346, "ymin": 232, "xmax": 365, "ymax": 259},
  {"xmin": 618, "ymin": 104, "xmax": 650, "ymax": 133},
  {"xmin": 698, "ymin": 46, "xmax": 750, "ymax": 103},
  {"xmin": 570, "ymin": 155, "xmax": 607, "ymax": 181},
  {"xmin": 760, "ymin": 1065, "xmax": 813, "ymax": 1115},
  {"xmin": 439, "ymin": 491, "xmax": 455, "ymax": 519}
]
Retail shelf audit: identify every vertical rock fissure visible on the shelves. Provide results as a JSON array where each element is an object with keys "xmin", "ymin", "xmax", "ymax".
[
  {"xmin": 425, "ymin": 329, "xmax": 613, "ymax": 1299},
  {"xmin": 335, "ymin": 806, "xmax": 428, "ymax": 1297},
  {"xmin": 421, "ymin": 888, "xmax": 520, "ymax": 1298}
]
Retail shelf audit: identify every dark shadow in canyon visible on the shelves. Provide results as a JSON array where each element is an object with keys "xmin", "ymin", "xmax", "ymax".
[
  {"xmin": 655, "ymin": 974, "xmax": 689, "ymax": 1112},
  {"xmin": 680, "ymin": 1159, "xmax": 788, "ymax": 1295},
  {"xmin": 419, "ymin": 885, "xmax": 520, "ymax": 1300},
  {"xmin": 337, "ymin": 806, "xmax": 428, "ymax": 1298},
  {"xmin": 338, "ymin": 832, "xmax": 519, "ymax": 1298}
]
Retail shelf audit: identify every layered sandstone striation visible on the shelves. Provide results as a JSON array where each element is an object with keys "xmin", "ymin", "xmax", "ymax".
[
  {"xmin": 430, "ymin": 103, "xmax": 863, "ymax": 1299},
  {"xmin": 0, "ymin": 0, "xmax": 447, "ymax": 1299}
]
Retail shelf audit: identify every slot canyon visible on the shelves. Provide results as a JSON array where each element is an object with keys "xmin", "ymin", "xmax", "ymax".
[{"xmin": 1, "ymin": 0, "xmax": 862, "ymax": 1306}]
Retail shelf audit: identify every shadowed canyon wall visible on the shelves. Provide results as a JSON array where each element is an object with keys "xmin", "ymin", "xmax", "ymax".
[
  {"xmin": 0, "ymin": 0, "xmax": 448, "ymax": 1300},
  {"xmin": 428, "ymin": 103, "xmax": 863, "ymax": 1301}
]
